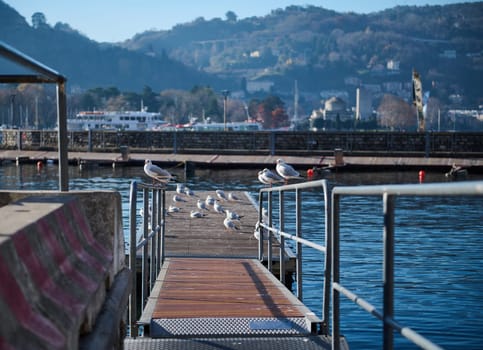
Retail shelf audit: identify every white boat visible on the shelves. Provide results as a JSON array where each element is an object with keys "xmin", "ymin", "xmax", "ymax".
[
  {"xmin": 67, "ymin": 109, "xmax": 167, "ymax": 131},
  {"xmin": 188, "ymin": 121, "xmax": 263, "ymax": 131}
]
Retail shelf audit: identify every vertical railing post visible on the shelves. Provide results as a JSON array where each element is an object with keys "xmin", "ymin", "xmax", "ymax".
[
  {"xmin": 295, "ymin": 188, "xmax": 303, "ymax": 300},
  {"xmin": 141, "ymin": 187, "xmax": 149, "ymax": 310},
  {"xmin": 258, "ymin": 191, "xmax": 264, "ymax": 261},
  {"xmin": 150, "ymin": 188, "xmax": 157, "ymax": 290},
  {"xmin": 155, "ymin": 188, "xmax": 162, "ymax": 273},
  {"xmin": 322, "ymin": 180, "xmax": 331, "ymax": 334},
  {"xmin": 267, "ymin": 191, "xmax": 273, "ymax": 272},
  {"xmin": 279, "ymin": 190, "xmax": 285, "ymax": 284},
  {"xmin": 383, "ymin": 193, "xmax": 395, "ymax": 350},
  {"xmin": 128, "ymin": 181, "xmax": 138, "ymax": 338},
  {"xmin": 57, "ymin": 81, "xmax": 69, "ymax": 191},
  {"xmin": 161, "ymin": 188, "xmax": 166, "ymax": 263},
  {"xmin": 331, "ymin": 192, "xmax": 340, "ymax": 350}
]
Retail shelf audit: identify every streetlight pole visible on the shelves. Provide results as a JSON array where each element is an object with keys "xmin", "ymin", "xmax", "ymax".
[
  {"xmin": 10, "ymin": 94, "xmax": 15, "ymax": 127},
  {"xmin": 222, "ymin": 90, "xmax": 230, "ymax": 131}
]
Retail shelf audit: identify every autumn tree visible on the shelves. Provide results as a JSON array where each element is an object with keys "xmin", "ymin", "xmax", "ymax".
[{"xmin": 252, "ymin": 95, "xmax": 289, "ymax": 129}]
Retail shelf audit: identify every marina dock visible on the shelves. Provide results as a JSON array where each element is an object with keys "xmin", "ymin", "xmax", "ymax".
[
  {"xmin": 1, "ymin": 149, "xmax": 483, "ymax": 173},
  {"xmin": 125, "ymin": 188, "xmax": 338, "ymax": 349}
]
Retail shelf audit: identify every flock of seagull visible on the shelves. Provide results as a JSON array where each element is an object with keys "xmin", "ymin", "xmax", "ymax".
[{"xmin": 143, "ymin": 158, "xmax": 304, "ymax": 233}]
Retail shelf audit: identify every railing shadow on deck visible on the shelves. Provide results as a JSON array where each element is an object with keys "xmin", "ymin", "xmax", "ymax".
[{"xmin": 257, "ymin": 179, "xmax": 483, "ymax": 350}]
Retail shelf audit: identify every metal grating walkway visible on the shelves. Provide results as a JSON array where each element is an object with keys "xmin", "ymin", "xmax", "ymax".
[{"xmin": 124, "ymin": 335, "xmax": 349, "ymax": 350}]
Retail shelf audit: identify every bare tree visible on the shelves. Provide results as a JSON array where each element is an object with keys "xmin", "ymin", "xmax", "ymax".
[{"xmin": 377, "ymin": 94, "xmax": 416, "ymax": 130}]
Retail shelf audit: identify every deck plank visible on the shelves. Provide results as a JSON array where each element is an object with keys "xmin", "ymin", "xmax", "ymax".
[{"xmin": 151, "ymin": 258, "xmax": 308, "ymax": 319}]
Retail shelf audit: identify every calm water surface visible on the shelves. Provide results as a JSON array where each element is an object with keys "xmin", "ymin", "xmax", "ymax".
[{"xmin": 1, "ymin": 163, "xmax": 482, "ymax": 349}]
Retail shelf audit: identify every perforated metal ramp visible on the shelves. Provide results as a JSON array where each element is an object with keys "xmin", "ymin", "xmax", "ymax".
[{"xmin": 124, "ymin": 335, "xmax": 350, "ymax": 350}]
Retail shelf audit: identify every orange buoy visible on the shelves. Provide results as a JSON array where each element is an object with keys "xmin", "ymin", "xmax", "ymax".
[
  {"xmin": 418, "ymin": 170, "xmax": 425, "ymax": 183},
  {"xmin": 307, "ymin": 168, "xmax": 314, "ymax": 178},
  {"xmin": 36, "ymin": 160, "xmax": 43, "ymax": 171}
]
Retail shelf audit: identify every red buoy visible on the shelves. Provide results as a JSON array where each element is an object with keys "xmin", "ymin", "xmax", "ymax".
[
  {"xmin": 418, "ymin": 170, "xmax": 425, "ymax": 183},
  {"xmin": 36, "ymin": 160, "xmax": 43, "ymax": 172},
  {"xmin": 307, "ymin": 168, "xmax": 314, "ymax": 178}
]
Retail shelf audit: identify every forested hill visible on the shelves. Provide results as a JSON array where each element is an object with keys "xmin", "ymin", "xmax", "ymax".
[
  {"xmin": 1, "ymin": 0, "xmax": 483, "ymax": 104},
  {"xmin": 0, "ymin": 1, "xmax": 223, "ymax": 91},
  {"xmin": 123, "ymin": 3, "xmax": 483, "ymax": 102}
]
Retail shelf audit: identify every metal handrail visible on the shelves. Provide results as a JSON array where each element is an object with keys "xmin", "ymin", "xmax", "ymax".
[
  {"xmin": 128, "ymin": 180, "xmax": 166, "ymax": 337},
  {"xmin": 331, "ymin": 180, "xmax": 483, "ymax": 350},
  {"xmin": 257, "ymin": 179, "xmax": 332, "ymax": 334},
  {"xmin": 0, "ymin": 41, "xmax": 69, "ymax": 191}
]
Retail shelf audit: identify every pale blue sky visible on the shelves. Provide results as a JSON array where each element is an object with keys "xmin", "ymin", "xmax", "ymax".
[{"xmin": 6, "ymin": 0, "xmax": 480, "ymax": 42}]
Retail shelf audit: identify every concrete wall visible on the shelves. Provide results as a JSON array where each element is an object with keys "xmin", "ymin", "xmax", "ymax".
[{"xmin": 0, "ymin": 191, "xmax": 128, "ymax": 350}]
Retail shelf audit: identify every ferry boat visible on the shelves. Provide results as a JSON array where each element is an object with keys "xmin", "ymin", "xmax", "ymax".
[
  {"xmin": 67, "ymin": 109, "xmax": 167, "ymax": 131},
  {"xmin": 187, "ymin": 121, "xmax": 263, "ymax": 131}
]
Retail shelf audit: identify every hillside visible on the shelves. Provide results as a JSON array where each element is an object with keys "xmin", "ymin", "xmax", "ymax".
[
  {"xmin": 0, "ymin": 0, "xmax": 223, "ymax": 91},
  {"xmin": 1, "ymin": 1, "xmax": 482, "ymax": 109},
  {"xmin": 123, "ymin": 3, "xmax": 483, "ymax": 106}
]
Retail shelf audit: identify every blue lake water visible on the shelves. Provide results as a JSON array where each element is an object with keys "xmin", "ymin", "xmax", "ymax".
[{"xmin": 1, "ymin": 162, "xmax": 482, "ymax": 349}]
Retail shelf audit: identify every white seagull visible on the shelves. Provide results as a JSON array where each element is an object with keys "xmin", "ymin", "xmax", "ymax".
[
  {"xmin": 173, "ymin": 194, "xmax": 187, "ymax": 203},
  {"xmin": 216, "ymin": 189, "xmax": 228, "ymax": 201},
  {"xmin": 213, "ymin": 200, "xmax": 225, "ymax": 214},
  {"xmin": 205, "ymin": 195, "xmax": 215, "ymax": 206},
  {"xmin": 144, "ymin": 159, "xmax": 173, "ymax": 184},
  {"xmin": 197, "ymin": 199, "xmax": 210, "ymax": 212},
  {"xmin": 258, "ymin": 168, "xmax": 284, "ymax": 187},
  {"xmin": 184, "ymin": 187, "xmax": 197, "ymax": 197},
  {"xmin": 276, "ymin": 158, "xmax": 303, "ymax": 182},
  {"xmin": 190, "ymin": 210, "xmax": 205, "ymax": 218},
  {"xmin": 226, "ymin": 209, "xmax": 243, "ymax": 221},
  {"xmin": 224, "ymin": 217, "xmax": 240, "ymax": 232},
  {"xmin": 176, "ymin": 183, "xmax": 186, "ymax": 195},
  {"xmin": 228, "ymin": 192, "xmax": 240, "ymax": 201},
  {"xmin": 168, "ymin": 205, "xmax": 181, "ymax": 213}
]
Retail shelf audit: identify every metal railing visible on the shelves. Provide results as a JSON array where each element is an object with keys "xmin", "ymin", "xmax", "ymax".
[
  {"xmin": 331, "ymin": 180, "xmax": 483, "ymax": 350},
  {"xmin": 128, "ymin": 180, "xmax": 166, "ymax": 337},
  {"xmin": 257, "ymin": 179, "xmax": 332, "ymax": 334},
  {"xmin": 0, "ymin": 41, "xmax": 69, "ymax": 190},
  {"xmin": 257, "ymin": 179, "xmax": 483, "ymax": 350}
]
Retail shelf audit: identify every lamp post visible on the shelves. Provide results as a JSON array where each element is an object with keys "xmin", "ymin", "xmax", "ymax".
[
  {"xmin": 222, "ymin": 90, "xmax": 230, "ymax": 131},
  {"xmin": 10, "ymin": 94, "xmax": 16, "ymax": 127}
]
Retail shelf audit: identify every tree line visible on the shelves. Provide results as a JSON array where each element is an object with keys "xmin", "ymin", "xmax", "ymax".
[{"xmin": 1, "ymin": 84, "xmax": 481, "ymax": 131}]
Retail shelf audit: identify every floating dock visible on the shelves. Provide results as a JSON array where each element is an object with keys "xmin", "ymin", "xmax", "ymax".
[{"xmin": 125, "ymin": 190, "xmax": 346, "ymax": 349}]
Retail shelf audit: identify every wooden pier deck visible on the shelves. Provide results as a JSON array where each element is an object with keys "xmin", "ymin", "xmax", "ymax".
[
  {"xmin": 160, "ymin": 190, "xmax": 295, "ymax": 270},
  {"xmin": 162, "ymin": 190, "xmax": 262, "ymax": 258},
  {"xmin": 123, "ymin": 190, "xmax": 347, "ymax": 349}
]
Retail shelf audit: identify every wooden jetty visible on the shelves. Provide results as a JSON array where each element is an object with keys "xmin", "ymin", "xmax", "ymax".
[{"xmin": 125, "ymin": 190, "xmax": 345, "ymax": 349}]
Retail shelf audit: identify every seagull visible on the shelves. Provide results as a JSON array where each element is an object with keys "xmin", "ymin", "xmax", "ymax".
[
  {"xmin": 276, "ymin": 158, "xmax": 303, "ymax": 183},
  {"xmin": 176, "ymin": 183, "xmax": 186, "ymax": 195},
  {"xmin": 190, "ymin": 210, "xmax": 205, "ymax": 218},
  {"xmin": 144, "ymin": 159, "xmax": 173, "ymax": 184},
  {"xmin": 216, "ymin": 189, "xmax": 228, "ymax": 201},
  {"xmin": 173, "ymin": 194, "xmax": 187, "ymax": 203},
  {"xmin": 258, "ymin": 168, "xmax": 284, "ymax": 187},
  {"xmin": 184, "ymin": 187, "xmax": 197, "ymax": 197},
  {"xmin": 168, "ymin": 205, "xmax": 181, "ymax": 213},
  {"xmin": 213, "ymin": 200, "xmax": 225, "ymax": 214},
  {"xmin": 254, "ymin": 221, "xmax": 268, "ymax": 241},
  {"xmin": 205, "ymin": 195, "xmax": 215, "ymax": 206},
  {"xmin": 226, "ymin": 209, "xmax": 243, "ymax": 221},
  {"xmin": 228, "ymin": 192, "xmax": 240, "ymax": 201},
  {"xmin": 224, "ymin": 217, "xmax": 240, "ymax": 231},
  {"xmin": 197, "ymin": 199, "xmax": 210, "ymax": 212}
]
